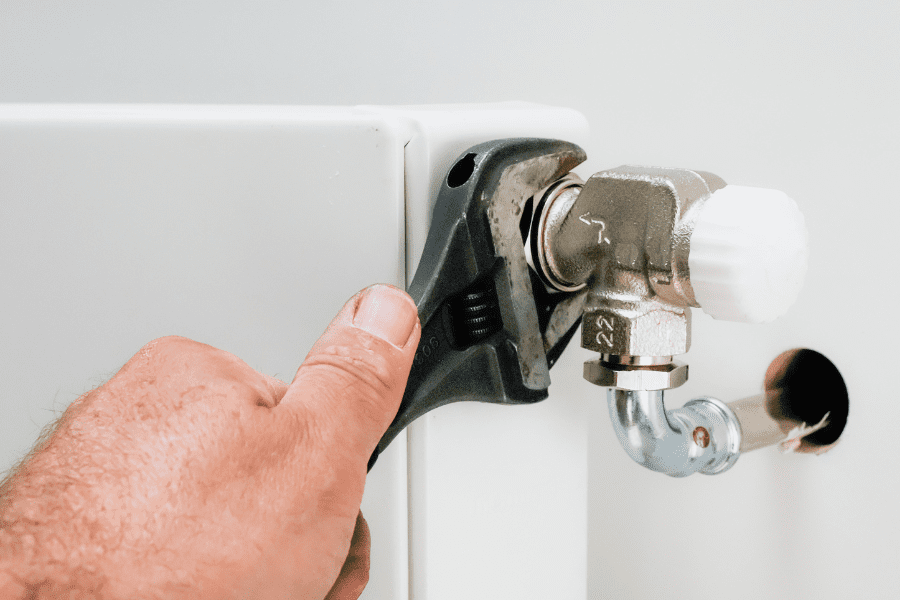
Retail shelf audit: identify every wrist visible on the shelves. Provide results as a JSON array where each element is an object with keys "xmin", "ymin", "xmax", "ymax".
[
  {"xmin": 0, "ymin": 566, "xmax": 27, "ymax": 600},
  {"xmin": 0, "ymin": 463, "xmax": 107, "ymax": 599},
  {"xmin": 0, "ymin": 559, "xmax": 106, "ymax": 600}
]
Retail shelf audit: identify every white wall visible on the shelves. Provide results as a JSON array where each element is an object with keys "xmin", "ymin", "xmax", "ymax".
[{"xmin": 2, "ymin": 2, "xmax": 898, "ymax": 598}]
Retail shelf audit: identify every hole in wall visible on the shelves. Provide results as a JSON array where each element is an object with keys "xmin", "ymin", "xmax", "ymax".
[{"xmin": 765, "ymin": 348, "xmax": 849, "ymax": 450}]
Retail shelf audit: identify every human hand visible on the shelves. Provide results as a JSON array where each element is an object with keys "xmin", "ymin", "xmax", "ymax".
[{"xmin": 0, "ymin": 284, "xmax": 420, "ymax": 599}]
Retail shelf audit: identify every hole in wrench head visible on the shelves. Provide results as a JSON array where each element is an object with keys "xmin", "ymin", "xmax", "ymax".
[{"xmin": 447, "ymin": 152, "xmax": 477, "ymax": 188}]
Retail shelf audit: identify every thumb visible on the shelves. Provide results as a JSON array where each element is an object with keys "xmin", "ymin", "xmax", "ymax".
[{"xmin": 282, "ymin": 284, "xmax": 420, "ymax": 461}]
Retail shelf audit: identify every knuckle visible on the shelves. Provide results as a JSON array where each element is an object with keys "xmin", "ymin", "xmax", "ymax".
[
  {"xmin": 141, "ymin": 335, "xmax": 207, "ymax": 360},
  {"xmin": 303, "ymin": 344, "xmax": 397, "ymax": 399},
  {"xmin": 127, "ymin": 335, "xmax": 209, "ymax": 372},
  {"xmin": 121, "ymin": 336, "xmax": 280, "ymax": 411},
  {"xmin": 299, "ymin": 344, "xmax": 401, "ymax": 429}
]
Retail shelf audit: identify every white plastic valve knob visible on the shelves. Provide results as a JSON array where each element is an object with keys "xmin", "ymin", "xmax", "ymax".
[{"xmin": 688, "ymin": 185, "xmax": 808, "ymax": 323}]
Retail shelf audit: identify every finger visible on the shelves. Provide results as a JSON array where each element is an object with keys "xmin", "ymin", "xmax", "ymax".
[
  {"xmin": 323, "ymin": 512, "xmax": 371, "ymax": 600},
  {"xmin": 280, "ymin": 284, "xmax": 420, "ymax": 459}
]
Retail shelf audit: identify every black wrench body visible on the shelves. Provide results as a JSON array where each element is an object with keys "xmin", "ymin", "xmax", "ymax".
[{"xmin": 368, "ymin": 138, "xmax": 588, "ymax": 471}]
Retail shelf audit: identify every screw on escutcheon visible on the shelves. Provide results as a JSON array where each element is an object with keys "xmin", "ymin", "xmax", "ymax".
[{"xmin": 693, "ymin": 426, "xmax": 710, "ymax": 448}]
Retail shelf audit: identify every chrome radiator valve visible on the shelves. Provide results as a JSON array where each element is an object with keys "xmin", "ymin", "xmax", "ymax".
[
  {"xmin": 525, "ymin": 165, "xmax": 831, "ymax": 476},
  {"xmin": 526, "ymin": 166, "xmax": 808, "ymax": 365}
]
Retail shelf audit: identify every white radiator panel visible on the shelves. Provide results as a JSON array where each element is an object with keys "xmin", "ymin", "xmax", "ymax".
[{"xmin": 0, "ymin": 104, "xmax": 410, "ymax": 597}]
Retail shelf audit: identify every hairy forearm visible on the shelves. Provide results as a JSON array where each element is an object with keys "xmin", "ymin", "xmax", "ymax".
[
  {"xmin": 0, "ymin": 384, "xmax": 250, "ymax": 600},
  {"xmin": 0, "ymin": 395, "xmax": 118, "ymax": 599}
]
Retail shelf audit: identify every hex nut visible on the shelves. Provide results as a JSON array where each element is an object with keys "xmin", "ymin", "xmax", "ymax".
[
  {"xmin": 582, "ymin": 307, "xmax": 691, "ymax": 357},
  {"xmin": 583, "ymin": 360, "xmax": 689, "ymax": 391}
]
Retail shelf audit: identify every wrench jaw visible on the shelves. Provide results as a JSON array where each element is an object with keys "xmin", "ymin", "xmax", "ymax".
[{"xmin": 368, "ymin": 139, "xmax": 587, "ymax": 471}]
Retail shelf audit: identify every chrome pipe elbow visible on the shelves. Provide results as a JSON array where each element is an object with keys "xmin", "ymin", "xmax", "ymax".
[{"xmin": 607, "ymin": 389, "xmax": 741, "ymax": 477}]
